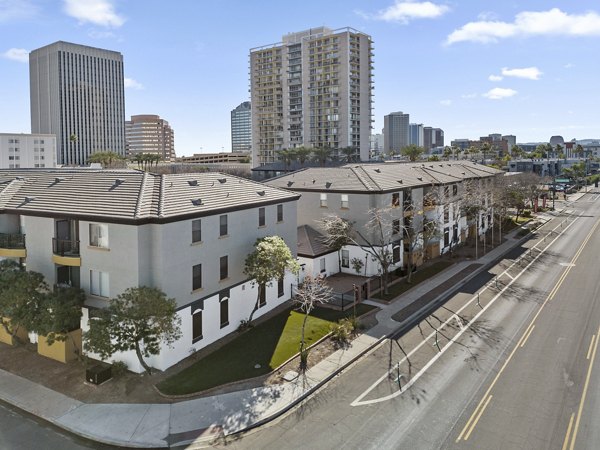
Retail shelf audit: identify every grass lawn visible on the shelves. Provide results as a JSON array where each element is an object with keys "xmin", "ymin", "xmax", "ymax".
[
  {"xmin": 373, "ymin": 261, "xmax": 454, "ymax": 302},
  {"xmin": 156, "ymin": 303, "xmax": 375, "ymax": 395}
]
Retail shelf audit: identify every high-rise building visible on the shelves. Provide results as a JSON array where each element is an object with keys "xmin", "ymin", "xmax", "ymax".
[
  {"xmin": 409, "ymin": 123, "xmax": 424, "ymax": 147},
  {"xmin": 125, "ymin": 115, "xmax": 175, "ymax": 161},
  {"xmin": 502, "ymin": 135, "xmax": 517, "ymax": 148},
  {"xmin": 370, "ymin": 133, "xmax": 384, "ymax": 159},
  {"xmin": 231, "ymin": 102, "xmax": 252, "ymax": 152},
  {"xmin": 29, "ymin": 41, "xmax": 125, "ymax": 165},
  {"xmin": 250, "ymin": 27, "xmax": 373, "ymax": 167},
  {"xmin": 383, "ymin": 112, "xmax": 409, "ymax": 154},
  {"xmin": 0, "ymin": 133, "xmax": 57, "ymax": 168},
  {"xmin": 423, "ymin": 126, "xmax": 444, "ymax": 151}
]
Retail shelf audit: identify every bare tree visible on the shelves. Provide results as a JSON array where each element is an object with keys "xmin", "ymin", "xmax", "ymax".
[{"xmin": 293, "ymin": 276, "xmax": 332, "ymax": 371}]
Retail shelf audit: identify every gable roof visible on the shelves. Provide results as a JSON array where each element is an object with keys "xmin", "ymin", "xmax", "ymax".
[
  {"xmin": 297, "ymin": 225, "xmax": 333, "ymax": 258},
  {"xmin": 0, "ymin": 169, "xmax": 299, "ymax": 224}
]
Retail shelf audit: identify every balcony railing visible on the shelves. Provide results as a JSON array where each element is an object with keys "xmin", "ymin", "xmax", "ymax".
[
  {"xmin": 0, "ymin": 233, "xmax": 26, "ymax": 249},
  {"xmin": 52, "ymin": 238, "xmax": 80, "ymax": 257}
]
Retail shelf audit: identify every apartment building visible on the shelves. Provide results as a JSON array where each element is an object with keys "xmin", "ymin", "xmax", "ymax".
[
  {"xmin": 265, "ymin": 161, "xmax": 501, "ymax": 278},
  {"xmin": 30, "ymin": 41, "xmax": 126, "ymax": 165},
  {"xmin": 383, "ymin": 112, "xmax": 409, "ymax": 154},
  {"xmin": 250, "ymin": 26, "xmax": 373, "ymax": 167},
  {"xmin": 125, "ymin": 115, "xmax": 175, "ymax": 161},
  {"xmin": 0, "ymin": 133, "xmax": 57, "ymax": 168},
  {"xmin": 0, "ymin": 169, "xmax": 298, "ymax": 372}
]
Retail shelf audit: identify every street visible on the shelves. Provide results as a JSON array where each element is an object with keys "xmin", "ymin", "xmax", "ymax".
[{"xmin": 212, "ymin": 194, "xmax": 600, "ymax": 450}]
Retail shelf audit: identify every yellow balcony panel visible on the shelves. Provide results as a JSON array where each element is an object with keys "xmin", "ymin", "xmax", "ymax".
[
  {"xmin": 52, "ymin": 254, "xmax": 81, "ymax": 267},
  {"xmin": 0, "ymin": 248, "xmax": 26, "ymax": 258}
]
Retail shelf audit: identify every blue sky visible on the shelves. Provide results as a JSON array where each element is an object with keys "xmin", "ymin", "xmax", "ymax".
[{"xmin": 1, "ymin": 0, "xmax": 599, "ymax": 156}]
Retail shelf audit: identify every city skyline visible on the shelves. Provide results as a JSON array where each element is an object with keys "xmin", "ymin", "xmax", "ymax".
[{"xmin": 1, "ymin": 0, "xmax": 599, "ymax": 156}]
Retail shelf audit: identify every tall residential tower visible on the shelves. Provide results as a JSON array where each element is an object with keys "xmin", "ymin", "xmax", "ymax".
[
  {"xmin": 383, "ymin": 111, "xmax": 409, "ymax": 154},
  {"xmin": 29, "ymin": 41, "xmax": 125, "ymax": 165},
  {"xmin": 250, "ymin": 27, "xmax": 373, "ymax": 167}
]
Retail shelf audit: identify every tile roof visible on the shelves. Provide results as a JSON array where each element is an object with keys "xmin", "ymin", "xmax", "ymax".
[
  {"xmin": 265, "ymin": 161, "xmax": 502, "ymax": 193},
  {"xmin": 0, "ymin": 169, "xmax": 298, "ymax": 223},
  {"xmin": 297, "ymin": 225, "xmax": 332, "ymax": 258}
]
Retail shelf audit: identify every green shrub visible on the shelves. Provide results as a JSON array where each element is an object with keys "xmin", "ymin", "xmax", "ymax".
[
  {"xmin": 330, "ymin": 318, "xmax": 355, "ymax": 346},
  {"xmin": 522, "ymin": 210, "xmax": 532, "ymax": 218},
  {"xmin": 111, "ymin": 360, "xmax": 129, "ymax": 377}
]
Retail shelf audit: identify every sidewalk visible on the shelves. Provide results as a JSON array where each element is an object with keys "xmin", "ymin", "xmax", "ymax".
[{"xmin": 0, "ymin": 209, "xmax": 572, "ymax": 448}]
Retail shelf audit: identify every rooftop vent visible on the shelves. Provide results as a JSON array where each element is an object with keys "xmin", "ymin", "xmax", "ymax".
[
  {"xmin": 191, "ymin": 198, "xmax": 203, "ymax": 206},
  {"xmin": 54, "ymin": 177, "xmax": 65, "ymax": 183},
  {"xmin": 218, "ymin": 178, "xmax": 227, "ymax": 184},
  {"xmin": 417, "ymin": 177, "xmax": 423, "ymax": 181},
  {"xmin": 312, "ymin": 179, "xmax": 316, "ymax": 184},
  {"xmin": 188, "ymin": 180, "xmax": 198, "ymax": 186},
  {"xmin": 24, "ymin": 196, "xmax": 36, "ymax": 203},
  {"xmin": 374, "ymin": 168, "xmax": 381, "ymax": 173},
  {"xmin": 15, "ymin": 176, "xmax": 25, "ymax": 181},
  {"xmin": 397, "ymin": 180, "xmax": 403, "ymax": 184},
  {"xmin": 325, "ymin": 182, "xmax": 332, "ymax": 189},
  {"xmin": 287, "ymin": 181, "xmax": 294, "ymax": 187},
  {"xmin": 114, "ymin": 178, "xmax": 125, "ymax": 186},
  {"xmin": 257, "ymin": 190, "xmax": 266, "ymax": 196}
]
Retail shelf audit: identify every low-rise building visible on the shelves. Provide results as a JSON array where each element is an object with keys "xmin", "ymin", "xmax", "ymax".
[
  {"xmin": 0, "ymin": 169, "xmax": 299, "ymax": 372},
  {"xmin": 0, "ymin": 133, "xmax": 57, "ymax": 168}
]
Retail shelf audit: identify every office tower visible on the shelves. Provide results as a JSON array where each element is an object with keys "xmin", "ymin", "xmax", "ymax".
[
  {"xmin": 231, "ymin": 102, "xmax": 252, "ymax": 152},
  {"xmin": 434, "ymin": 128, "xmax": 444, "ymax": 148},
  {"xmin": 383, "ymin": 112, "xmax": 409, "ymax": 154},
  {"xmin": 409, "ymin": 123, "xmax": 424, "ymax": 147},
  {"xmin": 502, "ymin": 135, "xmax": 516, "ymax": 148},
  {"xmin": 250, "ymin": 27, "xmax": 373, "ymax": 167},
  {"xmin": 29, "ymin": 41, "xmax": 125, "ymax": 165},
  {"xmin": 125, "ymin": 115, "xmax": 175, "ymax": 161}
]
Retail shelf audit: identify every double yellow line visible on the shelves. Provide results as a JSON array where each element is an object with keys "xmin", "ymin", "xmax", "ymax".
[{"xmin": 456, "ymin": 218, "xmax": 600, "ymax": 443}]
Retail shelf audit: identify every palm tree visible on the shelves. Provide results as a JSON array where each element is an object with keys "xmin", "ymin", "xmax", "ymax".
[
  {"xmin": 468, "ymin": 145, "xmax": 479, "ymax": 161},
  {"xmin": 575, "ymin": 144, "xmax": 584, "ymax": 158},
  {"xmin": 510, "ymin": 144, "xmax": 522, "ymax": 158},
  {"xmin": 400, "ymin": 144, "xmax": 425, "ymax": 162},
  {"xmin": 443, "ymin": 146, "xmax": 452, "ymax": 160},
  {"xmin": 295, "ymin": 147, "xmax": 312, "ymax": 166},
  {"xmin": 277, "ymin": 149, "xmax": 296, "ymax": 170},
  {"xmin": 312, "ymin": 146, "xmax": 332, "ymax": 166},
  {"xmin": 340, "ymin": 146, "xmax": 359, "ymax": 163},
  {"xmin": 452, "ymin": 145, "xmax": 461, "ymax": 160},
  {"xmin": 480, "ymin": 142, "xmax": 493, "ymax": 163}
]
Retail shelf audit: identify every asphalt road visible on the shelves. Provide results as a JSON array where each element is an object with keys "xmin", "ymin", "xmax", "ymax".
[
  {"xmin": 0, "ymin": 401, "xmax": 101, "ymax": 450},
  {"xmin": 213, "ymin": 195, "xmax": 600, "ymax": 450}
]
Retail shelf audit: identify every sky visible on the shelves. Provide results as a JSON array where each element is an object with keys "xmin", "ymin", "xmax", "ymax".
[{"xmin": 1, "ymin": 0, "xmax": 599, "ymax": 156}]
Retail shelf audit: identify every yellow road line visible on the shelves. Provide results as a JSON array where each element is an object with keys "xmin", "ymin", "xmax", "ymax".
[
  {"xmin": 463, "ymin": 395, "xmax": 492, "ymax": 441},
  {"xmin": 561, "ymin": 413, "xmax": 575, "ymax": 450},
  {"xmin": 455, "ymin": 218, "xmax": 600, "ymax": 444},
  {"xmin": 587, "ymin": 335, "xmax": 596, "ymax": 360},
  {"xmin": 520, "ymin": 325, "xmax": 536, "ymax": 348},
  {"xmin": 569, "ymin": 324, "xmax": 600, "ymax": 450}
]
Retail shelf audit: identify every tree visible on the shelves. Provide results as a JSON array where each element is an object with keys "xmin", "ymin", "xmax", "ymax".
[
  {"xmin": 452, "ymin": 145, "xmax": 461, "ymax": 160},
  {"xmin": 244, "ymin": 236, "xmax": 300, "ymax": 324},
  {"xmin": 320, "ymin": 217, "xmax": 352, "ymax": 272},
  {"xmin": 401, "ymin": 144, "xmax": 425, "ymax": 162},
  {"xmin": 312, "ymin": 147, "xmax": 332, "ymax": 166},
  {"xmin": 0, "ymin": 260, "xmax": 47, "ymax": 344},
  {"xmin": 575, "ymin": 144, "xmax": 584, "ymax": 158},
  {"xmin": 341, "ymin": 146, "xmax": 359, "ymax": 163},
  {"xmin": 510, "ymin": 145, "xmax": 522, "ymax": 158},
  {"xmin": 84, "ymin": 287, "xmax": 182, "ymax": 375},
  {"xmin": 480, "ymin": 142, "xmax": 494, "ymax": 162},
  {"xmin": 428, "ymin": 155, "xmax": 440, "ymax": 162},
  {"xmin": 320, "ymin": 209, "xmax": 398, "ymax": 295},
  {"xmin": 37, "ymin": 286, "xmax": 85, "ymax": 357},
  {"xmin": 443, "ymin": 146, "xmax": 452, "ymax": 160},
  {"xmin": 563, "ymin": 162, "xmax": 587, "ymax": 188},
  {"xmin": 468, "ymin": 145, "xmax": 479, "ymax": 160},
  {"xmin": 277, "ymin": 149, "xmax": 297, "ymax": 169},
  {"xmin": 293, "ymin": 275, "xmax": 332, "ymax": 371},
  {"xmin": 295, "ymin": 147, "xmax": 312, "ymax": 165}
]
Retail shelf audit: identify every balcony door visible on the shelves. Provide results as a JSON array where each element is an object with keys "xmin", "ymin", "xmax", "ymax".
[{"xmin": 56, "ymin": 219, "xmax": 71, "ymax": 241}]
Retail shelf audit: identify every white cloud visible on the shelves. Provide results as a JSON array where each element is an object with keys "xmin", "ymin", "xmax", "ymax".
[
  {"xmin": 461, "ymin": 93, "xmax": 477, "ymax": 99},
  {"xmin": 488, "ymin": 74, "xmax": 503, "ymax": 81},
  {"xmin": 439, "ymin": 99, "xmax": 452, "ymax": 106},
  {"xmin": 2, "ymin": 47, "xmax": 28, "ymax": 63},
  {"xmin": 63, "ymin": 0, "xmax": 125, "ymax": 27},
  {"xmin": 483, "ymin": 87, "xmax": 517, "ymax": 100},
  {"xmin": 368, "ymin": 1, "xmax": 450, "ymax": 24},
  {"xmin": 124, "ymin": 77, "xmax": 143, "ymax": 90},
  {"xmin": 501, "ymin": 66, "xmax": 542, "ymax": 80},
  {"xmin": 0, "ymin": 0, "xmax": 37, "ymax": 22},
  {"xmin": 446, "ymin": 8, "xmax": 600, "ymax": 45}
]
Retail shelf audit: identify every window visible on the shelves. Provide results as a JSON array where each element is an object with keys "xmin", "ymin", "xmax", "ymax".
[
  {"xmin": 278, "ymin": 277, "xmax": 285, "ymax": 297},
  {"xmin": 320, "ymin": 193, "xmax": 328, "ymax": 207},
  {"xmin": 403, "ymin": 190, "xmax": 413, "ymax": 208},
  {"xmin": 392, "ymin": 193, "xmax": 400, "ymax": 207},
  {"xmin": 193, "ymin": 264, "xmax": 202, "ymax": 290},
  {"xmin": 89, "ymin": 223, "xmax": 108, "ymax": 248},
  {"xmin": 341, "ymin": 194, "xmax": 349, "ymax": 208},
  {"xmin": 393, "ymin": 245, "xmax": 401, "ymax": 264},
  {"xmin": 452, "ymin": 184, "xmax": 458, "ymax": 196},
  {"xmin": 444, "ymin": 228, "xmax": 450, "ymax": 247},
  {"xmin": 90, "ymin": 270, "xmax": 109, "ymax": 297},
  {"xmin": 192, "ymin": 310, "xmax": 203, "ymax": 341},
  {"xmin": 258, "ymin": 207, "xmax": 265, "ymax": 227},
  {"xmin": 220, "ymin": 295, "xmax": 229, "ymax": 328},
  {"xmin": 192, "ymin": 219, "xmax": 201, "ymax": 243},
  {"xmin": 259, "ymin": 283, "xmax": 266, "ymax": 307},
  {"xmin": 277, "ymin": 204, "xmax": 283, "ymax": 222},
  {"xmin": 392, "ymin": 219, "xmax": 400, "ymax": 235},
  {"xmin": 320, "ymin": 258, "xmax": 326, "ymax": 273},
  {"xmin": 444, "ymin": 186, "xmax": 450, "ymax": 198},
  {"xmin": 219, "ymin": 215, "xmax": 228, "ymax": 236},
  {"xmin": 341, "ymin": 249, "xmax": 350, "ymax": 268},
  {"xmin": 444, "ymin": 206, "xmax": 449, "ymax": 222},
  {"xmin": 220, "ymin": 255, "xmax": 228, "ymax": 280}
]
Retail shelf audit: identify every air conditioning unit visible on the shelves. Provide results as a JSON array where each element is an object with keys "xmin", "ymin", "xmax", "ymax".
[{"xmin": 86, "ymin": 364, "xmax": 112, "ymax": 385}]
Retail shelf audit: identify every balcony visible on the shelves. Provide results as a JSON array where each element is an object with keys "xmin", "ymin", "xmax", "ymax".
[
  {"xmin": 0, "ymin": 233, "xmax": 26, "ymax": 258},
  {"xmin": 52, "ymin": 238, "xmax": 81, "ymax": 266}
]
